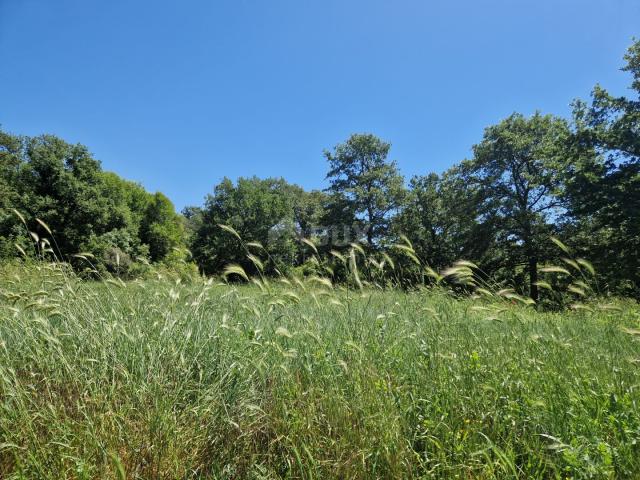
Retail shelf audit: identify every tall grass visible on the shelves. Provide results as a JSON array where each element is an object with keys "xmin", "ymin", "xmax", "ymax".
[{"xmin": 1, "ymin": 258, "xmax": 639, "ymax": 478}]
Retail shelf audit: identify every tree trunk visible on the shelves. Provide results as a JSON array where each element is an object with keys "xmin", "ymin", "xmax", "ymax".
[
  {"xmin": 523, "ymin": 224, "xmax": 538, "ymax": 302},
  {"xmin": 366, "ymin": 204, "xmax": 374, "ymax": 247},
  {"xmin": 528, "ymin": 254, "xmax": 539, "ymax": 302}
]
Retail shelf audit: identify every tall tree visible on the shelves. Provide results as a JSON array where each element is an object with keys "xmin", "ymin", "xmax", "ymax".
[
  {"xmin": 566, "ymin": 39, "xmax": 640, "ymax": 296},
  {"xmin": 324, "ymin": 134, "xmax": 405, "ymax": 247},
  {"xmin": 463, "ymin": 113, "xmax": 570, "ymax": 301}
]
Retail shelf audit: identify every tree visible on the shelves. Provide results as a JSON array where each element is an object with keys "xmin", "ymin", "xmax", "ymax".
[
  {"xmin": 140, "ymin": 192, "xmax": 184, "ymax": 262},
  {"xmin": 566, "ymin": 39, "xmax": 640, "ymax": 295},
  {"xmin": 324, "ymin": 134, "xmax": 405, "ymax": 247},
  {"xmin": 394, "ymin": 169, "xmax": 492, "ymax": 272},
  {"xmin": 181, "ymin": 206, "xmax": 204, "ymax": 244},
  {"xmin": 0, "ymin": 128, "xmax": 186, "ymax": 272},
  {"xmin": 15, "ymin": 134, "xmax": 117, "ymax": 257},
  {"xmin": 463, "ymin": 113, "xmax": 570, "ymax": 301},
  {"xmin": 0, "ymin": 129, "xmax": 25, "ymax": 258},
  {"xmin": 285, "ymin": 186, "xmax": 330, "ymax": 264},
  {"xmin": 191, "ymin": 177, "xmax": 299, "ymax": 275},
  {"xmin": 289, "ymin": 188, "xmax": 327, "ymax": 240}
]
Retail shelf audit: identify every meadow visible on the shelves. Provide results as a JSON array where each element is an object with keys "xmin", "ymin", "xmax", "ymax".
[{"xmin": 0, "ymin": 261, "xmax": 639, "ymax": 479}]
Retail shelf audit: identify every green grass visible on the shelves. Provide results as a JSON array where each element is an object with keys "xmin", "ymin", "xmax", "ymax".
[{"xmin": 1, "ymin": 262, "xmax": 639, "ymax": 479}]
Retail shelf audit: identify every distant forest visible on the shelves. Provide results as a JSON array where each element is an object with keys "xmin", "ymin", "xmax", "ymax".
[{"xmin": 1, "ymin": 40, "xmax": 638, "ymax": 300}]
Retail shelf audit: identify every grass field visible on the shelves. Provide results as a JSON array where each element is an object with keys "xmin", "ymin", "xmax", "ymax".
[{"xmin": 1, "ymin": 262, "xmax": 639, "ymax": 479}]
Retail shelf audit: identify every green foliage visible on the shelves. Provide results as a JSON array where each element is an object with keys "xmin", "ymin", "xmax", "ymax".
[
  {"xmin": 0, "ymin": 128, "xmax": 187, "ymax": 273},
  {"xmin": 15, "ymin": 133, "xmax": 111, "ymax": 256},
  {"xmin": 324, "ymin": 133, "xmax": 406, "ymax": 246},
  {"xmin": 290, "ymin": 188, "xmax": 327, "ymax": 241},
  {"xmin": 191, "ymin": 176, "xmax": 300, "ymax": 275},
  {"xmin": 565, "ymin": 39, "xmax": 640, "ymax": 297},
  {"xmin": 393, "ymin": 170, "xmax": 492, "ymax": 273},
  {"xmin": 140, "ymin": 192, "xmax": 185, "ymax": 262},
  {"xmin": 460, "ymin": 112, "xmax": 570, "ymax": 301},
  {"xmin": 0, "ymin": 130, "xmax": 24, "ymax": 258},
  {"xmin": 85, "ymin": 229, "xmax": 137, "ymax": 276}
]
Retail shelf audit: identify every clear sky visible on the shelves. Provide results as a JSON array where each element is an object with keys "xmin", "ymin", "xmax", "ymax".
[{"xmin": 1, "ymin": 0, "xmax": 638, "ymax": 210}]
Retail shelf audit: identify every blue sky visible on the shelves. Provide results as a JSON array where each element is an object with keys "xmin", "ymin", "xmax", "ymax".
[{"xmin": 1, "ymin": 0, "xmax": 638, "ymax": 210}]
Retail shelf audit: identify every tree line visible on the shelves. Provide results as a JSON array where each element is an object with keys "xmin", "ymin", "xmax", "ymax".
[
  {"xmin": 0, "ymin": 132, "xmax": 186, "ymax": 275},
  {"xmin": 1, "ymin": 40, "xmax": 638, "ymax": 299}
]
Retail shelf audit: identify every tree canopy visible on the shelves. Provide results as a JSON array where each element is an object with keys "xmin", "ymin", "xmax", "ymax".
[
  {"xmin": 461, "ymin": 113, "xmax": 570, "ymax": 301},
  {"xmin": 190, "ymin": 176, "xmax": 300, "ymax": 275}
]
